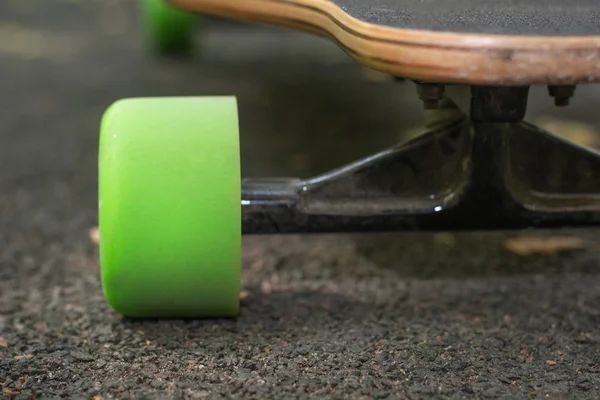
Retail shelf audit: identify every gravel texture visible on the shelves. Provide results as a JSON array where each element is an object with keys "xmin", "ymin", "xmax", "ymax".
[{"xmin": 1, "ymin": 1, "xmax": 600, "ymax": 399}]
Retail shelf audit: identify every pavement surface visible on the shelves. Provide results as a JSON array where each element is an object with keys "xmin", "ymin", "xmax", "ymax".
[{"xmin": 1, "ymin": 1, "xmax": 600, "ymax": 399}]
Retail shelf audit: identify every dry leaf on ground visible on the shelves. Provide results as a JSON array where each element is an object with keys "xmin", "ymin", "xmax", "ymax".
[{"xmin": 504, "ymin": 236, "xmax": 586, "ymax": 256}]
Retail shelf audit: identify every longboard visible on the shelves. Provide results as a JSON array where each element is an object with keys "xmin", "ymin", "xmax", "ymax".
[
  {"xmin": 167, "ymin": 0, "xmax": 600, "ymax": 85},
  {"xmin": 98, "ymin": 0, "xmax": 600, "ymax": 318}
]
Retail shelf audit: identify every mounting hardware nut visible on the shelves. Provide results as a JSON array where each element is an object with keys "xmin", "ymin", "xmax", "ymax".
[
  {"xmin": 417, "ymin": 83, "xmax": 445, "ymax": 110},
  {"xmin": 548, "ymin": 85, "xmax": 576, "ymax": 107}
]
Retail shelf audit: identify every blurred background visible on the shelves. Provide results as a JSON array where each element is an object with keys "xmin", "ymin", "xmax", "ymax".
[{"xmin": 1, "ymin": 0, "xmax": 600, "ymax": 398}]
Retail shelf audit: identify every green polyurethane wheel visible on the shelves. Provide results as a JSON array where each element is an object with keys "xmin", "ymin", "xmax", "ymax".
[
  {"xmin": 99, "ymin": 97, "xmax": 241, "ymax": 318},
  {"xmin": 141, "ymin": 0, "xmax": 197, "ymax": 54}
]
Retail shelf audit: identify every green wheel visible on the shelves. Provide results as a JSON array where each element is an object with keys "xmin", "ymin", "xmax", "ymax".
[
  {"xmin": 140, "ymin": 0, "xmax": 197, "ymax": 54},
  {"xmin": 99, "ymin": 97, "xmax": 241, "ymax": 318}
]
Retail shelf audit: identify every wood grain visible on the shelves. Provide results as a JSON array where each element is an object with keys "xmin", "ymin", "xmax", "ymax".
[{"xmin": 169, "ymin": 0, "xmax": 600, "ymax": 85}]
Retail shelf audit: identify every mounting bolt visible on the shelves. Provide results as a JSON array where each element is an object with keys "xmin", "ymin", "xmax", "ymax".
[
  {"xmin": 417, "ymin": 83, "xmax": 445, "ymax": 110},
  {"xmin": 548, "ymin": 85, "xmax": 576, "ymax": 107}
]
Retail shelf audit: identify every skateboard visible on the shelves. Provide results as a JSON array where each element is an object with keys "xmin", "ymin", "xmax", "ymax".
[{"xmin": 98, "ymin": 0, "xmax": 600, "ymax": 318}]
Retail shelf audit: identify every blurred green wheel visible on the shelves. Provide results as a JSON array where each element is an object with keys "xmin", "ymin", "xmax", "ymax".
[{"xmin": 141, "ymin": 0, "xmax": 197, "ymax": 55}]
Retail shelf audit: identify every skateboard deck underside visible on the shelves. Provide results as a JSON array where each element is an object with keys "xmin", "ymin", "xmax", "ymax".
[{"xmin": 169, "ymin": 0, "xmax": 600, "ymax": 85}]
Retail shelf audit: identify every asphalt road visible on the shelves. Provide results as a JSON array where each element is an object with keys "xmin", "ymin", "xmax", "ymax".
[{"xmin": 1, "ymin": 1, "xmax": 600, "ymax": 399}]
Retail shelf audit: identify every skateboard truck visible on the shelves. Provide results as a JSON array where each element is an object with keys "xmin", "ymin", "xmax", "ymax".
[
  {"xmin": 241, "ymin": 84, "xmax": 600, "ymax": 234},
  {"xmin": 97, "ymin": 87, "xmax": 600, "ymax": 319}
]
